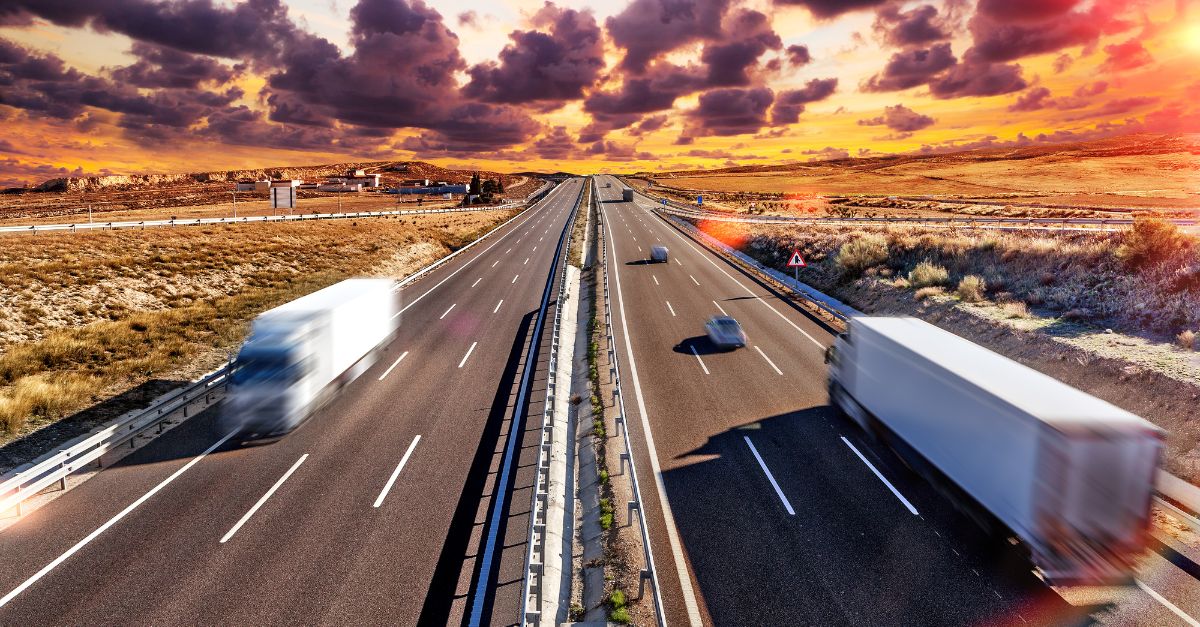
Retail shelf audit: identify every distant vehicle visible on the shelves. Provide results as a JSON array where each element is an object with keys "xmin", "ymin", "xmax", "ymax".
[
  {"xmin": 826, "ymin": 316, "xmax": 1163, "ymax": 584},
  {"xmin": 222, "ymin": 279, "xmax": 398, "ymax": 438},
  {"xmin": 621, "ymin": 188, "xmax": 634, "ymax": 202},
  {"xmin": 705, "ymin": 315, "xmax": 746, "ymax": 350},
  {"xmin": 605, "ymin": 182, "xmax": 612, "ymax": 188},
  {"xmin": 650, "ymin": 245, "xmax": 669, "ymax": 263}
]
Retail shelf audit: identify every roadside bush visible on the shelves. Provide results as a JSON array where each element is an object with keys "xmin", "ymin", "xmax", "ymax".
[
  {"xmin": 1178, "ymin": 330, "xmax": 1196, "ymax": 350},
  {"xmin": 956, "ymin": 275, "xmax": 986, "ymax": 302},
  {"xmin": 914, "ymin": 286, "xmax": 944, "ymax": 301},
  {"xmin": 908, "ymin": 260, "xmax": 949, "ymax": 288},
  {"xmin": 1003, "ymin": 301, "xmax": 1031, "ymax": 319},
  {"xmin": 834, "ymin": 235, "xmax": 888, "ymax": 277},
  {"xmin": 1116, "ymin": 217, "xmax": 1196, "ymax": 269}
]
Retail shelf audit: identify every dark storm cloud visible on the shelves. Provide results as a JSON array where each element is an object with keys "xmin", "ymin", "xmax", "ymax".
[
  {"xmin": 110, "ymin": 42, "xmax": 237, "ymax": 89},
  {"xmin": 530, "ymin": 126, "xmax": 577, "ymax": 159},
  {"xmin": 699, "ymin": 9, "xmax": 781, "ymax": 87},
  {"xmin": 928, "ymin": 59, "xmax": 1026, "ymax": 98},
  {"xmin": 1007, "ymin": 86, "xmax": 1053, "ymax": 112},
  {"xmin": 606, "ymin": 0, "xmax": 731, "ymax": 74},
  {"xmin": 965, "ymin": 1, "xmax": 1134, "ymax": 64},
  {"xmin": 857, "ymin": 104, "xmax": 935, "ymax": 131},
  {"xmin": 872, "ymin": 4, "xmax": 952, "ymax": 47},
  {"xmin": 785, "ymin": 44, "xmax": 811, "ymax": 66},
  {"xmin": 771, "ymin": 77, "xmax": 837, "ymax": 124},
  {"xmin": 463, "ymin": 3, "xmax": 604, "ymax": 109},
  {"xmin": 684, "ymin": 87, "xmax": 775, "ymax": 137},
  {"xmin": 861, "ymin": 43, "xmax": 956, "ymax": 92},
  {"xmin": 629, "ymin": 114, "xmax": 670, "ymax": 136},
  {"xmin": 772, "ymin": 0, "xmax": 888, "ymax": 20}
]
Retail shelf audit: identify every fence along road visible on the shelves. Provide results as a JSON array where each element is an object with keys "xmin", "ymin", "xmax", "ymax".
[
  {"xmin": 596, "ymin": 173, "xmax": 1128, "ymax": 626},
  {"xmin": 0, "ymin": 179, "xmax": 583, "ymax": 625}
]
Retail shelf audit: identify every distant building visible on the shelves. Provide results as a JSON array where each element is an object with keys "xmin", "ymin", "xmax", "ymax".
[
  {"xmin": 344, "ymin": 173, "xmax": 382, "ymax": 188},
  {"xmin": 270, "ymin": 179, "xmax": 303, "ymax": 188},
  {"xmin": 318, "ymin": 181, "xmax": 363, "ymax": 192},
  {"xmin": 235, "ymin": 179, "xmax": 269, "ymax": 192},
  {"xmin": 349, "ymin": 169, "xmax": 366, "ymax": 177},
  {"xmin": 399, "ymin": 178, "xmax": 431, "ymax": 188}
]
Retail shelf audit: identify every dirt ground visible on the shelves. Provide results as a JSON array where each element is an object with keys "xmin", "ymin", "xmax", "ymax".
[{"xmin": 0, "ymin": 208, "xmax": 518, "ymax": 456}]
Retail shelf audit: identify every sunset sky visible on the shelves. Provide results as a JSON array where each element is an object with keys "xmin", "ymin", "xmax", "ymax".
[{"xmin": 0, "ymin": 0, "xmax": 1196, "ymax": 186}]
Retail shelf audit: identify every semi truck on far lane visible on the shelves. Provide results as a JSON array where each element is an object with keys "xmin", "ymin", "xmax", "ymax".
[
  {"xmin": 827, "ymin": 316, "xmax": 1163, "ymax": 584},
  {"xmin": 222, "ymin": 278, "xmax": 398, "ymax": 438}
]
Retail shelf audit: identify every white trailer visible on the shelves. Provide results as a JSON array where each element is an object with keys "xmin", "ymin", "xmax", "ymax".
[
  {"xmin": 222, "ymin": 279, "xmax": 398, "ymax": 437},
  {"xmin": 827, "ymin": 316, "xmax": 1163, "ymax": 584}
]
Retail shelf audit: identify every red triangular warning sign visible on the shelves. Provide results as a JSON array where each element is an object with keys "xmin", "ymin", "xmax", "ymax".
[{"xmin": 787, "ymin": 250, "xmax": 807, "ymax": 268}]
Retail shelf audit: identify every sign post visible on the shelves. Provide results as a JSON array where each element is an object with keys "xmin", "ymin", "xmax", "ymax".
[{"xmin": 786, "ymin": 249, "xmax": 807, "ymax": 281}]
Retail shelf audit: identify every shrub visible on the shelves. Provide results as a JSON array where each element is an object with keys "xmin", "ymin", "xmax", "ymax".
[
  {"xmin": 1178, "ymin": 330, "xmax": 1196, "ymax": 350},
  {"xmin": 956, "ymin": 275, "xmax": 986, "ymax": 302},
  {"xmin": 835, "ymin": 235, "xmax": 888, "ymax": 277},
  {"xmin": 908, "ymin": 260, "xmax": 949, "ymax": 288},
  {"xmin": 914, "ymin": 286, "xmax": 944, "ymax": 301},
  {"xmin": 1116, "ymin": 217, "xmax": 1196, "ymax": 269},
  {"xmin": 1002, "ymin": 301, "xmax": 1031, "ymax": 319}
]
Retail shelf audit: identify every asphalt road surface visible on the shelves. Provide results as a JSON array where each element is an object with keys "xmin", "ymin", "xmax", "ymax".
[
  {"xmin": 595, "ymin": 175, "xmax": 1200, "ymax": 626},
  {"xmin": 0, "ymin": 178, "xmax": 583, "ymax": 626}
]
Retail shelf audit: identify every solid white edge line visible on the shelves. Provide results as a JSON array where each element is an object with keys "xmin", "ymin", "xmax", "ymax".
[
  {"xmin": 603, "ymin": 198, "xmax": 704, "ymax": 626},
  {"xmin": 754, "ymin": 345, "xmax": 783, "ymax": 375},
  {"xmin": 0, "ymin": 430, "xmax": 237, "ymax": 608},
  {"xmin": 744, "ymin": 436, "xmax": 796, "ymax": 516},
  {"xmin": 458, "ymin": 341, "xmax": 478, "ymax": 368},
  {"xmin": 840, "ymin": 436, "xmax": 919, "ymax": 516},
  {"xmin": 220, "ymin": 453, "xmax": 309, "ymax": 543},
  {"xmin": 377, "ymin": 350, "xmax": 410, "ymax": 381},
  {"xmin": 439, "ymin": 303, "xmax": 456, "ymax": 319},
  {"xmin": 1137, "ymin": 579, "xmax": 1200, "ymax": 626},
  {"xmin": 653, "ymin": 210, "xmax": 826, "ymax": 349},
  {"xmin": 493, "ymin": 299, "xmax": 503, "ymax": 313},
  {"xmin": 373, "ymin": 435, "xmax": 422, "ymax": 508},
  {"xmin": 713, "ymin": 300, "xmax": 728, "ymax": 316}
]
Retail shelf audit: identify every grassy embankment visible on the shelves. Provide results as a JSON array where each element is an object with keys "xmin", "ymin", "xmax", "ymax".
[{"xmin": 0, "ymin": 209, "xmax": 516, "ymax": 440}]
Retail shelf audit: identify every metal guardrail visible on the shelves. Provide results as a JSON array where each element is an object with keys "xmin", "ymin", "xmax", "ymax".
[
  {"xmin": 520, "ymin": 180, "xmax": 583, "ymax": 626},
  {"xmin": 623, "ymin": 179, "xmax": 1200, "ymax": 232},
  {"xmin": 596, "ymin": 177, "xmax": 667, "ymax": 625},
  {"xmin": 0, "ymin": 360, "xmax": 232, "ymax": 518},
  {"xmin": 0, "ymin": 201, "xmax": 535, "ymax": 235}
]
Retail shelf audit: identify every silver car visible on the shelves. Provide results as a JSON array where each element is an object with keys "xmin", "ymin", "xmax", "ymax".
[{"xmin": 705, "ymin": 315, "xmax": 746, "ymax": 350}]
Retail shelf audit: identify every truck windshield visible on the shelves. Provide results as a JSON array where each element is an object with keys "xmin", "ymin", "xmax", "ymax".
[{"xmin": 231, "ymin": 354, "xmax": 299, "ymax": 385}]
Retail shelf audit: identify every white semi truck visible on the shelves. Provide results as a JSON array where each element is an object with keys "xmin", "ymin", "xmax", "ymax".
[
  {"xmin": 222, "ymin": 278, "xmax": 398, "ymax": 437},
  {"xmin": 827, "ymin": 316, "xmax": 1163, "ymax": 584}
]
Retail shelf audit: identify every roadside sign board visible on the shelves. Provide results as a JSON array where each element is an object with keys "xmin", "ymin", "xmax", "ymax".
[
  {"xmin": 661, "ymin": 198, "xmax": 667, "ymax": 206},
  {"xmin": 697, "ymin": 195, "xmax": 703, "ymax": 205},
  {"xmin": 787, "ymin": 250, "xmax": 807, "ymax": 268},
  {"xmin": 270, "ymin": 186, "xmax": 296, "ymax": 209}
]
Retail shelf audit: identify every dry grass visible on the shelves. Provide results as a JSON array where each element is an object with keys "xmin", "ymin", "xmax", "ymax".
[
  {"xmin": 1001, "ymin": 301, "xmax": 1031, "ymax": 319},
  {"xmin": 914, "ymin": 286, "xmax": 945, "ymax": 300},
  {"xmin": 0, "ymin": 209, "xmax": 516, "ymax": 437},
  {"xmin": 908, "ymin": 260, "xmax": 949, "ymax": 288},
  {"xmin": 1179, "ymin": 330, "xmax": 1197, "ymax": 350},
  {"xmin": 956, "ymin": 275, "xmax": 987, "ymax": 302},
  {"xmin": 834, "ymin": 234, "xmax": 888, "ymax": 277},
  {"xmin": 1116, "ymin": 217, "xmax": 1196, "ymax": 270}
]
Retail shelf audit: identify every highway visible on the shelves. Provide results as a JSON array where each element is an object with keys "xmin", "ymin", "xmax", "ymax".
[
  {"xmin": 0, "ymin": 178, "xmax": 583, "ymax": 625},
  {"xmin": 595, "ymin": 174, "xmax": 1183, "ymax": 626}
]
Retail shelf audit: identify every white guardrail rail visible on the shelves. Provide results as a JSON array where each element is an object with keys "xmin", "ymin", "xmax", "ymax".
[
  {"xmin": 0, "ymin": 182, "xmax": 560, "ymax": 520},
  {"xmin": 520, "ymin": 180, "xmax": 582, "ymax": 625},
  {"xmin": 621, "ymin": 179, "xmax": 1200, "ymax": 232},
  {"xmin": 597, "ymin": 178, "xmax": 668, "ymax": 624},
  {"xmin": 0, "ymin": 181, "xmax": 555, "ymax": 235},
  {"xmin": 641, "ymin": 183, "xmax": 1200, "ymax": 559},
  {"xmin": 0, "ymin": 361, "xmax": 232, "ymax": 518}
]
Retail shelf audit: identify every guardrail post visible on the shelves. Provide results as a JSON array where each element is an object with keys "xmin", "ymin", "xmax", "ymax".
[
  {"xmin": 620, "ymin": 451, "xmax": 630, "ymax": 475},
  {"xmin": 639, "ymin": 568, "xmax": 652, "ymax": 600}
]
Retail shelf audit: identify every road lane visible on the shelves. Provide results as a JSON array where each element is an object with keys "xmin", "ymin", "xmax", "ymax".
[{"xmin": 0, "ymin": 179, "xmax": 585, "ymax": 625}]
